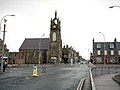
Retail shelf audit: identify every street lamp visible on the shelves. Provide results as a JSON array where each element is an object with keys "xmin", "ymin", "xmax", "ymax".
[
  {"xmin": 0, "ymin": 15, "xmax": 15, "ymax": 32},
  {"xmin": 0, "ymin": 14, "xmax": 15, "ymax": 72},
  {"xmin": 38, "ymin": 34, "xmax": 45, "ymax": 64},
  {"xmin": 109, "ymin": 5, "xmax": 120, "ymax": 8},
  {"xmin": 99, "ymin": 32, "xmax": 106, "ymax": 64}
]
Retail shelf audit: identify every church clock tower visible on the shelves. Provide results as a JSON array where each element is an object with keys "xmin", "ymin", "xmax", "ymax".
[{"xmin": 48, "ymin": 11, "xmax": 62, "ymax": 64}]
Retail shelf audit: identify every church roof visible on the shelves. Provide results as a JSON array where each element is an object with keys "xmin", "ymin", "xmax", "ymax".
[{"xmin": 19, "ymin": 38, "xmax": 49, "ymax": 50}]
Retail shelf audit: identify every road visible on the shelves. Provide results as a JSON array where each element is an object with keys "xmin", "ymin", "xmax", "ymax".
[{"xmin": 0, "ymin": 64, "xmax": 89, "ymax": 90}]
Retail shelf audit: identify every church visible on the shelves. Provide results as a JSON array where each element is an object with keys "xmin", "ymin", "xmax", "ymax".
[{"xmin": 19, "ymin": 11, "xmax": 62, "ymax": 64}]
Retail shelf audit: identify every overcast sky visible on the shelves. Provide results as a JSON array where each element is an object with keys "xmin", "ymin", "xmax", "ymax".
[{"xmin": 0, "ymin": 0, "xmax": 120, "ymax": 59}]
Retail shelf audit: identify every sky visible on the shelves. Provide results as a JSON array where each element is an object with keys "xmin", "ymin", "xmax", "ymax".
[{"xmin": 0, "ymin": 0, "xmax": 120, "ymax": 59}]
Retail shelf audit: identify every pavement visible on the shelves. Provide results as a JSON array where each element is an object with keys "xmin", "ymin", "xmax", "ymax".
[
  {"xmin": 82, "ymin": 63, "xmax": 120, "ymax": 90},
  {"xmin": 94, "ymin": 73, "xmax": 120, "ymax": 90}
]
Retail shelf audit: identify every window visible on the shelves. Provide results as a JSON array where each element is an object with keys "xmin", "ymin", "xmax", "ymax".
[
  {"xmin": 97, "ymin": 44, "xmax": 101, "ymax": 48},
  {"xmin": 118, "ymin": 51, "xmax": 120, "ymax": 55},
  {"xmin": 104, "ymin": 50, "xmax": 107, "ymax": 55},
  {"xmin": 53, "ymin": 32, "xmax": 56, "ymax": 41},
  {"xmin": 14, "ymin": 53, "xmax": 16, "ymax": 56},
  {"xmin": 97, "ymin": 50, "xmax": 101, "ymax": 55},
  {"xmin": 110, "ymin": 44, "xmax": 114, "ymax": 48},
  {"xmin": 111, "ymin": 50, "xmax": 114, "ymax": 55},
  {"xmin": 104, "ymin": 45, "xmax": 107, "ymax": 48}
]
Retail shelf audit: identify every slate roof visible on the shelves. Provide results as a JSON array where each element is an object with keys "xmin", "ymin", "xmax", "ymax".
[
  {"xmin": 19, "ymin": 38, "xmax": 49, "ymax": 50},
  {"xmin": 93, "ymin": 42, "xmax": 120, "ymax": 50}
]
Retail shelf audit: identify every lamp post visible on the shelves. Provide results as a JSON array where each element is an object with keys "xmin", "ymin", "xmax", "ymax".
[
  {"xmin": 38, "ymin": 34, "xmax": 45, "ymax": 64},
  {"xmin": 99, "ymin": 32, "xmax": 106, "ymax": 64},
  {"xmin": 0, "ymin": 15, "xmax": 15, "ymax": 34},
  {"xmin": 109, "ymin": 5, "xmax": 120, "ymax": 8},
  {"xmin": 0, "ymin": 15, "xmax": 15, "ymax": 72}
]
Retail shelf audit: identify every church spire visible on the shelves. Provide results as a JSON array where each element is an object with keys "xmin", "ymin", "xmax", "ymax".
[{"xmin": 55, "ymin": 10, "xmax": 57, "ymax": 18}]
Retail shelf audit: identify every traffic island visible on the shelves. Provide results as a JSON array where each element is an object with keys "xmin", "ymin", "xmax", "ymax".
[
  {"xmin": 29, "ymin": 74, "xmax": 40, "ymax": 78},
  {"xmin": 29, "ymin": 65, "xmax": 40, "ymax": 78},
  {"xmin": 29, "ymin": 65, "xmax": 48, "ymax": 78},
  {"xmin": 39, "ymin": 66, "xmax": 47, "ymax": 76}
]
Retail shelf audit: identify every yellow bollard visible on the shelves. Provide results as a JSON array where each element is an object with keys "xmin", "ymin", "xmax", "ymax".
[
  {"xmin": 33, "ymin": 65, "xmax": 37, "ymax": 76},
  {"xmin": 29, "ymin": 65, "xmax": 39, "ymax": 77}
]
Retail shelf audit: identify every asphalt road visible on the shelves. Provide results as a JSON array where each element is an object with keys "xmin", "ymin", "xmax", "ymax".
[{"xmin": 0, "ymin": 64, "xmax": 89, "ymax": 90}]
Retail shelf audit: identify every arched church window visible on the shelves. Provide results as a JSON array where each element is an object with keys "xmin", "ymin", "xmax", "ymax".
[
  {"xmin": 53, "ymin": 32, "xmax": 56, "ymax": 41},
  {"xmin": 54, "ymin": 19, "xmax": 57, "ymax": 24}
]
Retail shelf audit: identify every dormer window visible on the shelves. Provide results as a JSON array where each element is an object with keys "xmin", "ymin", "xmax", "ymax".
[
  {"xmin": 97, "ymin": 44, "xmax": 101, "ymax": 48},
  {"xmin": 110, "ymin": 44, "xmax": 114, "ymax": 48}
]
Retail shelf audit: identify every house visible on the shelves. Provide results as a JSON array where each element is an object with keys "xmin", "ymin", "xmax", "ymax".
[
  {"xmin": 93, "ymin": 38, "xmax": 120, "ymax": 64},
  {"xmin": 62, "ymin": 45, "xmax": 79, "ymax": 63},
  {"xmin": 9, "ymin": 52, "xmax": 24, "ymax": 64}
]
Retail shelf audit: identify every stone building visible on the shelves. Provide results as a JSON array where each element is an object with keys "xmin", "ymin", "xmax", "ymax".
[
  {"xmin": 9, "ymin": 52, "xmax": 24, "ymax": 64},
  {"xmin": 62, "ymin": 45, "xmax": 79, "ymax": 63},
  {"xmin": 0, "ymin": 39, "xmax": 9, "ymax": 58},
  {"xmin": 93, "ymin": 38, "xmax": 120, "ymax": 64},
  {"xmin": 19, "ymin": 38, "xmax": 49, "ymax": 64},
  {"xmin": 48, "ymin": 11, "xmax": 62, "ymax": 64},
  {"xmin": 18, "ymin": 11, "xmax": 62, "ymax": 64}
]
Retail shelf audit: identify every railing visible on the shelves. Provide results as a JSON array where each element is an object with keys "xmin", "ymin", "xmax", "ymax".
[
  {"xmin": 91, "ymin": 66, "xmax": 120, "ymax": 77},
  {"xmin": 90, "ymin": 65, "xmax": 120, "ymax": 90}
]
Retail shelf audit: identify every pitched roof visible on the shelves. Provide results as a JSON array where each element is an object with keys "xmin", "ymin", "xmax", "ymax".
[
  {"xmin": 19, "ymin": 38, "xmax": 49, "ymax": 50},
  {"xmin": 93, "ymin": 42, "xmax": 120, "ymax": 50}
]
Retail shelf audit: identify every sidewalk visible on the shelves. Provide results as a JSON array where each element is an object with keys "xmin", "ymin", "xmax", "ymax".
[{"xmin": 94, "ymin": 74, "xmax": 120, "ymax": 90}]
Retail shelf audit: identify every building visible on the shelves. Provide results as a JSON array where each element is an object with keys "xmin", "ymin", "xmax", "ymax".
[
  {"xmin": 19, "ymin": 11, "xmax": 62, "ymax": 64},
  {"xmin": 17, "ymin": 11, "xmax": 79, "ymax": 64},
  {"xmin": 19, "ymin": 38, "xmax": 49, "ymax": 64},
  {"xmin": 93, "ymin": 38, "xmax": 120, "ymax": 64},
  {"xmin": 9, "ymin": 52, "xmax": 24, "ymax": 64},
  {"xmin": 0, "ymin": 39, "xmax": 9, "ymax": 58},
  {"xmin": 62, "ymin": 45, "xmax": 79, "ymax": 63},
  {"xmin": 48, "ymin": 11, "xmax": 62, "ymax": 64},
  {"xmin": 62, "ymin": 45, "xmax": 72, "ymax": 63}
]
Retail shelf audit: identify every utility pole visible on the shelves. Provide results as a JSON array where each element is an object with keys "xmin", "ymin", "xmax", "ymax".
[
  {"xmin": 0, "ymin": 14, "xmax": 15, "ymax": 72},
  {"xmin": 38, "ymin": 34, "xmax": 45, "ymax": 64},
  {"xmin": 1, "ymin": 19, "xmax": 7, "ymax": 72}
]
